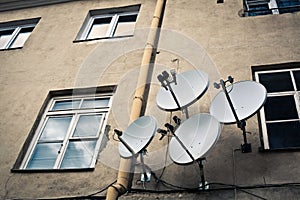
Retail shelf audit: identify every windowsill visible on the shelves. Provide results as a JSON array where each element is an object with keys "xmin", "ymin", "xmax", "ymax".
[
  {"xmin": 242, "ymin": 7, "xmax": 300, "ymax": 17},
  {"xmin": 259, "ymin": 146, "xmax": 300, "ymax": 153},
  {"xmin": 11, "ymin": 168, "xmax": 95, "ymax": 173},
  {"xmin": 0, "ymin": 47, "xmax": 22, "ymax": 51},
  {"xmin": 73, "ymin": 34, "xmax": 134, "ymax": 43}
]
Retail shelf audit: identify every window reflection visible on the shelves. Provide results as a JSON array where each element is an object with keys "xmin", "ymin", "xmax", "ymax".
[
  {"xmin": 60, "ymin": 140, "xmax": 96, "ymax": 169},
  {"xmin": 11, "ymin": 27, "xmax": 34, "ymax": 48},
  {"xmin": 114, "ymin": 14, "xmax": 137, "ymax": 36},
  {"xmin": 81, "ymin": 98, "xmax": 110, "ymax": 108},
  {"xmin": 88, "ymin": 17, "xmax": 112, "ymax": 39},
  {"xmin": 40, "ymin": 116, "xmax": 72, "ymax": 141},
  {"xmin": 52, "ymin": 100, "xmax": 81, "ymax": 111},
  {"xmin": 27, "ymin": 143, "xmax": 61, "ymax": 169},
  {"xmin": 0, "ymin": 29, "xmax": 14, "ymax": 49},
  {"xmin": 73, "ymin": 114, "xmax": 102, "ymax": 137},
  {"xmin": 23, "ymin": 91, "xmax": 112, "ymax": 170}
]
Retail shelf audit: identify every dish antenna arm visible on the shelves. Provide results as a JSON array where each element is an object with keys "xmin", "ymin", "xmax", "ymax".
[{"xmin": 214, "ymin": 76, "xmax": 252, "ymax": 153}]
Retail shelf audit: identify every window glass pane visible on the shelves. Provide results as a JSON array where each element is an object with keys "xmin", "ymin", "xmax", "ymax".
[
  {"xmin": 51, "ymin": 100, "xmax": 81, "ymax": 111},
  {"xmin": 60, "ymin": 140, "xmax": 96, "ymax": 169},
  {"xmin": 279, "ymin": 6, "xmax": 300, "ymax": 13},
  {"xmin": 246, "ymin": 4, "xmax": 272, "ymax": 16},
  {"xmin": 10, "ymin": 27, "xmax": 34, "ymax": 48},
  {"xmin": 73, "ymin": 114, "xmax": 102, "ymax": 137},
  {"xmin": 0, "ymin": 29, "xmax": 14, "ymax": 49},
  {"xmin": 259, "ymin": 72, "xmax": 293, "ymax": 93},
  {"xmin": 277, "ymin": 0, "xmax": 300, "ymax": 7},
  {"xmin": 26, "ymin": 143, "xmax": 61, "ymax": 169},
  {"xmin": 81, "ymin": 98, "xmax": 110, "ymax": 108},
  {"xmin": 39, "ymin": 116, "xmax": 72, "ymax": 141},
  {"xmin": 277, "ymin": 0, "xmax": 300, "ymax": 13},
  {"xmin": 114, "ymin": 14, "xmax": 137, "ymax": 37},
  {"xmin": 293, "ymin": 70, "xmax": 300, "ymax": 90},
  {"xmin": 87, "ymin": 17, "xmax": 112, "ymax": 39},
  {"xmin": 264, "ymin": 95, "xmax": 298, "ymax": 121},
  {"xmin": 267, "ymin": 121, "xmax": 300, "ymax": 149}
]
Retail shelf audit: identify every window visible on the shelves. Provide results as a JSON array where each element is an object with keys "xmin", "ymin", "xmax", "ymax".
[
  {"xmin": 0, "ymin": 18, "xmax": 39, "ymax": 50},
  {"xmin": 13, "ymin": 86, "xmax": 115, "ymax": 171},
  {"xmin": 243, "ymin": 0, "xmax": 300, "ymax": 16},
  {"xmin": 75, "ymin": 5, "xmax": 140, "ymax": 41},
  {"xmin": 253, "ymin": 63, "xmax": 300, "ymax": 150}
]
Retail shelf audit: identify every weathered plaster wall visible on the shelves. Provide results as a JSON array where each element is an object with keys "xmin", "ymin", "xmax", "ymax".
[
  {"xmin": 0, "ymin": 0, "xmax": 299, "ymax": 199},
  {"xmin": 0, "ymin": 0, "xmax": 156, "ymax": 199},
  {"xmin": 139, "ymin": 0, "xmax": 300, "ymax": 196}
]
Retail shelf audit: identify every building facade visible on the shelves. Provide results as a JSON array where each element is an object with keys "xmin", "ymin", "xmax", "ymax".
[{"xmin": 0, "ymin": 0, "xmax": 299, "ymax": 199}]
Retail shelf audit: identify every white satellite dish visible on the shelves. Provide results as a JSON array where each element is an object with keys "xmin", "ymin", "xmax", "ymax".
[
  {"xmin": 118, "ymin": 116, "xmax": 157, "ymax": 158},
  {"xmin": 210, "ymin": 80, "xmax": 267, "ymax": 124},
  {"xmin": 156, "ymin": 70, "xmax": 209, "ymax": 112},
  {"xmin": 168, "ymin": 113, "xmax": 221, "ymax": 165}
]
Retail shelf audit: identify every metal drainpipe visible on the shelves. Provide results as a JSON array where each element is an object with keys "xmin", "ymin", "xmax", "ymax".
[{"xmin": 106, "ymin": 0, "xmax": 166, "ymax": 199}]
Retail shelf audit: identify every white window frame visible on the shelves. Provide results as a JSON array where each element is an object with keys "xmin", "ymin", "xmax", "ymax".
[
  {"xmin": 81, "ymin": 12, "xmax": 138, "ymax": 40},
  {"xmin": 244, "ymin": 0, "xmax": 300, "ymax": 16},
  {"xmin": 20, "ymin": 93, "xmax": 113, "ymax": 170},
  {"xmin": 255, "ymin": 67, "xmax": 300, "ymax": 150},
  {"xmin": 269, "ymin": 0, "xmax": 280, "ymax": 14},
  {"xmin": 0, "ymin": 18, "xmax": 39, "ymax": 50},
  {"xmin": 75, "ymin": 5, "xmax": 140, "ymax": 41}
]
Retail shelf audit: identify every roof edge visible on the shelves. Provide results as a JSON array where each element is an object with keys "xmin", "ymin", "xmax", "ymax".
[{"xmin": 0, "ymin": 0, "xmax": 79, "ymax": 12}]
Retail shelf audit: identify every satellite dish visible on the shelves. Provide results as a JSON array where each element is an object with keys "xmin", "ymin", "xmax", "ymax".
[
  {"xmin": 118, "ymin": 116, "xmax": 157, "ymax": 158},
  {"xmin": 156, "ymin": 70, "xmax": 209, "ymax": 111},
  {"xmin": 168, "ymin": 113, "xmax": 221, "ymax": 165},
  {"xmin": 210, "ymin": 81, "xmax": 267, "ymax": 124}
]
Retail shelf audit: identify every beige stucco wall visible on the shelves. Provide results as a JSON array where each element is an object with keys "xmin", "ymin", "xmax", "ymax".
[
  {"xmin": 0, "ymin": 0, "xmax": 157, "ymax": 198},
  {"xmin": 0, "ymin": 0, "xmax": 299, "ymax": 199},
  {"xmin": 150, "ymin": 0, "xmax": 300, "ymax": 194},
  {"xmin": 151, "ymin": 0, "xmax": 300, "ymax": 188}
]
